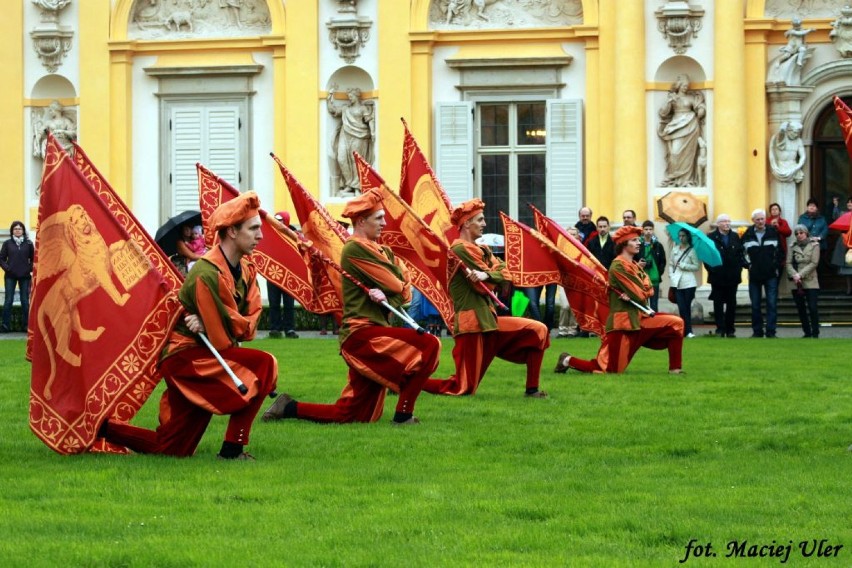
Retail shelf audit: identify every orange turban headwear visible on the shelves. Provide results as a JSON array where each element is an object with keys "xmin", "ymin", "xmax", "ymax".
[
  {"xmin": 451, "ymin": 198, "xmax": 485, "ymax": 227},
  {"xmin": 341, "ymin": 187, "xmax": 384, "ymax": 220},
  {"xmin": 209, "ymin": 191, "xmax": 261, "ymax": 233},
  {"xmin": 612, "ymin": 225, "xmax": 642, "ymax": 245}
]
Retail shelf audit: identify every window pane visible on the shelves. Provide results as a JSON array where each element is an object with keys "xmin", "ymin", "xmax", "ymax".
[
  {"xmin": 517, "ymin": 153, "xmax": 546, "ymax": 226},
  {"xmin": 481, "ymin": 154, "xmax": 509, "ymax": 235},
  {"xmin": 480, "ymin": 105, "xmax": 509, "ymax": 147},
  {"xmin": 517, "ymin": 102, "xmax": 546, "ymax": 145}
]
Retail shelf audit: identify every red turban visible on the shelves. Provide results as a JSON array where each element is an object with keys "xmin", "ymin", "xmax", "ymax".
[
  {"xmin": 341, "ymin": 187, "xmax": 384, "ymax": 220},
  {"xmin": 612, "ymin": 225, "xmax": 642, "ymax": 245},
  {"xmin": 451, "ymin": 198, "xmax": 485, "ymax": 227},
  {"xmin": 209, "ymin": 191, "xmax": 261, "ymax": 233}
]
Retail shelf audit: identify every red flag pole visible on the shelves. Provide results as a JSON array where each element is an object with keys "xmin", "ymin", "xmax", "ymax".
[
  {"xmin": 263, "ymin": 202, "xmax": 426, "ymax": 333},
  {"xmin": 357, "ymin": 152, "xmax": 509, "ymax": 311}
]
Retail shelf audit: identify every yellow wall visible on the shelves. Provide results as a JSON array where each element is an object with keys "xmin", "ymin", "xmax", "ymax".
[{"xmin": 1, "ymin": 1, "xmax": 25, "ymax": 229}]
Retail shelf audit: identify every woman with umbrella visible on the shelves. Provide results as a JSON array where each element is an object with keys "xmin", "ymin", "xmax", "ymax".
[
  {"xmin": 668, "ymin": 228, "xmax": 701, "ymax": 338},
  {"xmin": 829, "ymin": 196, "xmax": 852, "ymax": 295}
]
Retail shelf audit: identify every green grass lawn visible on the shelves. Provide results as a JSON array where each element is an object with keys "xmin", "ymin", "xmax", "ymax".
[{"xmin": 1, "ymin": 336, "xmax": 850, "ymax": 567}]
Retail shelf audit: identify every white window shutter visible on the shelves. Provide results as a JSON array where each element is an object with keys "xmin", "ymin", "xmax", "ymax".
[
  {"xmin": 435, "ymin": 102, "xmax": 474, "ymax": 207},
  {"xmin": 206, "ymin": 105, "xmax": 241, "ymax": 187},
  {"xmin": 546, "ymin": 99, "xmax": 583, "ymax": 227},
  {"xmin": 170, "ymin": 107, "xmax": 204, "ymax": 214}
]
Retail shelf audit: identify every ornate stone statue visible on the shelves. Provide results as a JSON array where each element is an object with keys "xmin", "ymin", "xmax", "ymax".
[
  {"xmin": 769, "ymin": 121, "xmax": 806, "ymax": 184},
  {"xmin": 33, "ymin": 100, "xmax": 77, "ymax": 159},
  {"xmin": 327, "ymin": 86, "xmax": 375, "ymax": 197},
  {"xmin": 657, "ymin": 74, "xmax": 706, "ymax": 188},
  {"xmin": 766, "ymin": 18, "xmax": 815, "ymax": 86},
  {"xmin": 220, "ymin": 0, "xmax": 242, "ymax": 29},
  {"xmin": 830, "ymin": 5, "xmax": 852, "ymax": 58}
]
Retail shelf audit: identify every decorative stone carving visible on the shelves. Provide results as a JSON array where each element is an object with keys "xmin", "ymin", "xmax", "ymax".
[
  {"xmin": 765, "ymin": 0, "xmax": 837, "ymax": 19},
  {"xmin": 32, "ymin": 100, "xmax": 77, "ymax": 159},
  {"xmin": 327, "ymin": 86, "xmax": 375, "ymax": 197},
  {"xmin": 830, "ymin": 6, "xmax": 852, "ymax": 58},
  {"xmin": 429, "ymin": 0, "xmax": 583, "ymax": 30},
  {"xmin": 658, "ymin": 75, "xmax": 707, "ymax": 188},
  {"xmin": 336, "ymin": 0, "xmax": 357, "ymax": 13},
  {"xmin": 327, "ymin": 16, "xmax": 372, "ymax": 64},
  {"xmin": 128, "ymin": 0, "xmax": 271, "ymax": 40},
  {"xmin": 766, "ymin": 18, "xmax": 815, "ymax": 87},
  {"xmin": 655, "ymin": 1, "xmax": 704, "ymax": 55},
  {"xmin": 30, "ymin": 0, "xmax": 73, "ymax": 73},
  {"xmin": 769, "ymin": 121, "xmax": 806, "ymax": 184}
]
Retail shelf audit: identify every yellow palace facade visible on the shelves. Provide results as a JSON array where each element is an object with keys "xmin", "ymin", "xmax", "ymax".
[{"xmin": 3, "ymin": 1, "xmax": 852, "ymax": 269}]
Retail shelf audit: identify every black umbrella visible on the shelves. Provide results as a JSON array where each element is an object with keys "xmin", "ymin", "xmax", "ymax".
[{"xmin": 155, "ymin": 210, "xmax": 201, "ymax": 256}]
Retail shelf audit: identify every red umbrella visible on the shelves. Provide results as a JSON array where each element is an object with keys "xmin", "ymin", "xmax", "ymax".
[{"xmin": 829, "ymin": 211, "xmax": 851, "ymax": 232}]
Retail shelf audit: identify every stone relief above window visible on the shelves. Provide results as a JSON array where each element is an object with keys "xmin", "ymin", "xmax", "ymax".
[
  {"xmin": 428, "ymin": 0, "xmax": 582, "ymax": 30},
  {"xmin": 128, "ymin": 0, "xmax": 271, "ymax": 40},
  {"xmin": 765, "ymin": 0, "xmax": 839, "ymax": 19}
]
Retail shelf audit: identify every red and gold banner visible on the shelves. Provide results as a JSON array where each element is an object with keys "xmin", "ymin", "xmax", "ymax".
[
  {"xmin": 834, "ymin": 96, "xmax": 852, "ymax": 163},
  {"xmin": 503, "ymin": 211, "xmax": 609, "ymax": 336},
  {"xmin": 197, "ymin": 164, "xmax": 341, "ymax": 315},
  {"xmin": 271, "ymin": 155, "xmax": 349, "ymax": 299},
  {"xmin": 29, "ymin": 135, "xmax": 183, "ymax": 454},
  {"xmin": 399, "ymin": 119, "xmax": 459, "ymax": 244},
  {"xmin": 500, "ymin": 212, "xmax": 561, "ymax": 287},
  {"xmin": 356, "ymin": 153, "xmax": 455, "ymax": 327},
  {"xmin": 530, "ymin": 204, "xmax": 607, "ymax": 274}
]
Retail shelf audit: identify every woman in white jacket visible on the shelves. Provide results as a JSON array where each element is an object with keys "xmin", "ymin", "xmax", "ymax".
[{"xmin": 669, "ymin": 229, "xmax": 701, "ymax": 337}]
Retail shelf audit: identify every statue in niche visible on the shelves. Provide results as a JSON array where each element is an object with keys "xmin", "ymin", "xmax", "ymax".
[
  {"xmin": 769, "ymin": 121, "xmax": 806, "ymax": 184},
  {"xmin": 327, "ymin": 86, "xmax": 375, "ymax": 197},
  {"xmin": 830, "ymin": 5, "xmax": 852, "ymax": 58},
  {"xmin": 766, "ymin": 18, "xmax": 815, "ymax": 86},
  {"xmin": 33, "ymin": 100, "xmax": 77, "ymax": 159},
  {"xmin": 658, "ymin": 75, "xmax": 706, "ymax": 188}
]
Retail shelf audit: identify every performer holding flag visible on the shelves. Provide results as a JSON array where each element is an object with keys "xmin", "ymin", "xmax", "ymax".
[
  {"xmin": 101, "ymin": 192, "xmax": 278, "ymax": 460},
  {"xmin": 422, "ymin": 199, "xmax": 550, "ymax": 398},
  {"xmin": 263, "ymin": 187, "xmax": 440, "ymax": 425},
  {"xmin": 554, "ymin": 226, "xmax": 685, "ymax": 375}
]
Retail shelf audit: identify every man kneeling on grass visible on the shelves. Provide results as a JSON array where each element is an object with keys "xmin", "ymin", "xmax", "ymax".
[
  {"xmin": 262, "ymin": 187, "xmax": 440, "ymax": 425},
  {"xmin": 553, "ymin": 226, "xmax": 685, "ymax": 375}
]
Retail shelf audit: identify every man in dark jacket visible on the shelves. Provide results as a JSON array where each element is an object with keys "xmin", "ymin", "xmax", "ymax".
[
  {"xmin": 575, "ymin": 206, "xmax": 596, "ymax": 244},
  {"xmin": 706, "ymin": 214, "xmax": 747, "ymax": 338},
  {"xmin": 587, "ymin": 216, "xmax": 616, "ymax": 269},
  {"xmin": 0, "ymin": 221, "xmax": 35, "ymax": 332},
  {"xmin": 741, "ymin": 209, "xmax": 783, "ymax": 338}
]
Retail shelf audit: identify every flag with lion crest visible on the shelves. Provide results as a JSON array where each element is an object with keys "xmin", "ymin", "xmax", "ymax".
[{"xmin": 29, "ymin": 134, "xmax": 182, "ymax": 454}]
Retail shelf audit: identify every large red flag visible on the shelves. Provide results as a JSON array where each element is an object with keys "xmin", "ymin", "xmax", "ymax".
[
  {"xmin": 399, "ymin": 119, "xmax": 459, "ymax": 244},
  {"xmin": 196, "ymin": 164, "xmax": 341, "ymax": 315},
  {"xmin": 530, "ymin": 204, "xmax": 607, "ymax": 274},
  {"xmin": 271, "ymin": 154, "xmax": 349, "ymax": 299},
  {"xmin": 356, "ymin": 153, "xmax": 455, "ymax": 327},
  {"xmin": 500, "ymin": 212, "xmax": 561, "ymax": 287},
  {"xmin": 29, "ymin": 135, "xmax": 182, "ymax": 454},
  {"xmin": 834, "ymin": 96, "xmax": 852, "ymax": 163},
  {"xmin": 502, "ymin": 212, "xmax": 609, "ymax": 336}
]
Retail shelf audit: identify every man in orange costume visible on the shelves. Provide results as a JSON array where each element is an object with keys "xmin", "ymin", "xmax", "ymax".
[
  {"xmin": 422, "ymin": 199, "xmax": 550, "ymax": 398},
  {"xmin": 101, "ymin": 192, "xmax": 278, "ymax": 459},
  {"xmin": 554, "ymin": 226, "xmax": 685, "ymax": 375},
  {"xmin": 263, "ymin": 187, "xmax": 440, "ymax": 425}
]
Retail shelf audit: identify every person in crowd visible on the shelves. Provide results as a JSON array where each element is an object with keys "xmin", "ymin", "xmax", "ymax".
[
  {"xmin": 587, "ymin": 216, "xmax": 616, "ymax": 269},
  {"xmin": 266, "ymin": 212, "xmax": 299, "ymax": 339},
  {"xmin": 622, "ymin": 210, "xmax": 638, "ymax": 227},
  {"xmin": 100, "ymin": 192, "xmax": 278, "ymax": 460},
  {"xmin": 575, "ymin": 206, "xmax": 596, "ymax": 244},
  {"xmin": 422, "ymin": 198, "xmax": 550, "ymax": 398},
  {"xmin": 787, "ymin": 224, "xmax": 821, "ymax": 338},
  {"xmin": 830, "ymin": 196, "xmax": 852, "ymax": 295},
  {"xmin": 742, "ymin": 209, "xmax": 783, "ymax": 338},
  {"xmin": 796, "ymin": 198, "xmax": 828, "ymax": 257},
  {"xmin": 706, "ymin": 214, "xmax": 747, "ymax": 338},
  {"xmin": 0, "ymin": 221, "xmax": 34, "ymax": 333},
  {"xmin": 520, "ymin": 283, "xmax": 558, "ymax": 330},
  {"xmin": 262, "ymin": 187, "xmax": 440, "ymax": 425},
  {"xmin": 554, "ymin": 226, "xmax": 685, "ymax": 375},
  {"xmin": 767, "ymin": 202, "xmax": 792, "ymax": 262},
  {"xmin": 669, "ymin": 228, "xmax": 701, "ymax": 338},
  {"xmin": 638, "ymin": 220, "xmax": 666, "ymax": 312},
  {"xmin": 174, "ymin": 223, "xmax": 205, "ymax": 276},
  {"xmin": 187, "ymin": 225, "xmax": 207, "ymax": 256}
]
